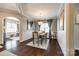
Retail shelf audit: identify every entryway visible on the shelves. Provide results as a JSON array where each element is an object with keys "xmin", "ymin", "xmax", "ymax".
[{"xmin": 3, "ymin": 17, "xmax": 20, "ymax": 50}]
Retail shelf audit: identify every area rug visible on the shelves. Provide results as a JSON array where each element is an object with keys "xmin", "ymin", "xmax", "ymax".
[
  {"xmin": 26, "ymin": 39, "xmax": 49, "ymax": 50},
  {"xmin": 0, "ymin": 50, "xmax": 16, "ymax": 56}
]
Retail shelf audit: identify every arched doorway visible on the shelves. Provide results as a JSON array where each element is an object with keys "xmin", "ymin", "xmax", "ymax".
[{"xmin": 3, "ymin": 17, "xmax": 20, "ymax": 50}]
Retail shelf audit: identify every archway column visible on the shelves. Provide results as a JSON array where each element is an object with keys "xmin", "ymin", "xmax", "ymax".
[{"xmin": 64, "ymin": 3, "xmax": 74, "ymax": 56}]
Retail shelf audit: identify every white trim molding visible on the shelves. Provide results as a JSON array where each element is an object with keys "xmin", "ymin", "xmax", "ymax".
[{"xmin": 66, "ymin": 49, "xmax": 75, "ymax": 56}]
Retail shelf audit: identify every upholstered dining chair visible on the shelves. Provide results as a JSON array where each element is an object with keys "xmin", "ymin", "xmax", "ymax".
[{"xmin": 32, "ymin": 31, "xmax": 39, "ymax": 45}]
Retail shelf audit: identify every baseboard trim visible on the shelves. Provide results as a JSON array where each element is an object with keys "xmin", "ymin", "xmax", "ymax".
[
  {"xmin": 66, "ymin": 49, "xmax": 75, "ymax": 56},
  {"xmin": 19, "ymin": 38, "xmax": 32, "ymax": 45},
  {"xmin": 75, "ymin": 48, "xmax": 79, "ymax": 50}
]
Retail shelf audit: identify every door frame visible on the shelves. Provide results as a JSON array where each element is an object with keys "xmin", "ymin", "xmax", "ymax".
[{"xmin": 2, "ymin": 17, "xmax": 20, "ymax": 46}]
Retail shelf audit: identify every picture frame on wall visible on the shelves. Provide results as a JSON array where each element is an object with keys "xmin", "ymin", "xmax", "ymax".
[
  {"xmin": 59, "ymin": 10, "xmax": 64, "ymax": 30},
  {"xmin": 75, "ymin": 15, "xmax": 79, "ymax": 24}
]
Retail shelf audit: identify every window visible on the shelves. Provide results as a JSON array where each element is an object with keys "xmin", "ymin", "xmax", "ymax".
[
  {"xmin": 6, "ymin": 22, "xmax": 17, "ymax": 33},
  {"xmin": 40, "ymin": 23, "xmax": 49, "ymax": 33},
  {"xmin": 28, "ymin": 23, "xmax": 31, "ymax": 30}
]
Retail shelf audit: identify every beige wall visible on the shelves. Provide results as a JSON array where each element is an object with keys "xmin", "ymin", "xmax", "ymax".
[
  {"xmin": 57, "ymin": 4, "xmax": 74, "ymax": 56},
  {"xmin": 65, "ymin": 4, "xmax": 74, "ymax": 56},
  {"xmin": 0, "ymin": 9, "xmax": 26, "ymax": 44}
]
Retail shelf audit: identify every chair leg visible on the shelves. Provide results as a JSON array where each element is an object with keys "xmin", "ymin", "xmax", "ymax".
[
  {"xmin": 38, "ymin": 38, "xmax": 39, "ymax": 46},
  {"xmin": 33, "ymin": 39, "xmax": 34, "ymax": 45},
  {"xmin": 41, "ymin": 37, "xmax": 43, "ymax": 45}
]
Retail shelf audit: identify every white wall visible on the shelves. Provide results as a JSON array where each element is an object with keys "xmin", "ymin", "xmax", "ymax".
[
  {"xmin": 57, "ymin": 4, "xmax": 66, "ymax": 55},
  {"xmin": 0, "ymin": 17, "xmax": 3, "ymax": 44},
  {"xmin": 74, "ymin": 21, "xmax": 79, "ymax": 50},
  {"xmin": 73, "ymin": 4, "xmax": 79, "ymax": 50},
  {"xmin": 22, "ymin": 20, "xmax": 33, "ymax": 42},
  {"xmin": 57, "ymin": 18, "xmax": 66, "ymax": 55}
]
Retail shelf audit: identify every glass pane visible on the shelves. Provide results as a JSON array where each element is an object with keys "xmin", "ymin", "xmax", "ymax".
[
  {"xmin": 6, "ymin": 22, "xmax": 17, "ymax": 33},
  {"xmin": 40, "ymin": 23, "xmax": 49, "ymax": 33}
]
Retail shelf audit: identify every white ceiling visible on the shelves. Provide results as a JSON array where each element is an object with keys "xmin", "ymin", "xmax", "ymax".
[
  {"xmin": 0, "ymin": 3, "xmax": 79, "ymax": 21},
  {"xmin": 0, "ymin": 3, "xmax": 61, "ymax": 20},
  {"xmin": 0, "ymin": 3, "xmax": 19, "ymax": 11},
  {"xmin": 21, "ymin": 3, "xmax": 61, "ymax": 20}
]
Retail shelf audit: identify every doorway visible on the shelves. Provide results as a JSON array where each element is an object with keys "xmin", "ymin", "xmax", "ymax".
[{"xmin": 3, "ymin": 17, "xmax": 20, "ymax": 50}]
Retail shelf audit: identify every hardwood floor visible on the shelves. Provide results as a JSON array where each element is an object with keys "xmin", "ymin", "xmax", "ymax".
[
  {"xmin": 75, "ymin": 50, "xmax": 79, "ymax": 56},
  {"xmin": 0, "ymin": 39, "xmax": 64, "ymax": 56}
]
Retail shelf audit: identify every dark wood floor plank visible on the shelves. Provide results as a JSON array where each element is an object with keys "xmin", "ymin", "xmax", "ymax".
[{"xmin": 0, "ymin": 38, "xmax": 64, "ymax": 56}]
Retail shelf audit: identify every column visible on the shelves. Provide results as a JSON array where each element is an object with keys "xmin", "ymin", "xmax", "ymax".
[{"xmin": 64, "ymin": 3, "xmax": 74, "ymax": 56}]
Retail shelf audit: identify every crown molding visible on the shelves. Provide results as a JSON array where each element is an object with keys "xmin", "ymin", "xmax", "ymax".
[
  {"xmin": 0, "ymin": 7, "xmax": 26, "ymax": 18},
  {"xmin": 57, "ymin": 4, "xmax": 64, "ymax": 19}
]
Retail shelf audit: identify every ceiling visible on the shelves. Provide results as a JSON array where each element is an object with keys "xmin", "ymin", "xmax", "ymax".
[
  {"xmin": 0, "ymin": 3, "xmax": 61, "ymax": 21},
  {"xmin": 0, "ymin": 3, "xmax": 79, "ymax": 21},
  {"xmin": 0, "ymin": 3, "xmax": 19, "ymax": 11},
  {"xmin": 21, "ymin": 3, "xmax": 61, "ymax": 21}
]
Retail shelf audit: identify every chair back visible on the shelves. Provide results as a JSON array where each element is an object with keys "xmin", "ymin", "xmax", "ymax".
[{"xmin": 32, "ymin": 32, "xmax": 38, "ymax": 41}]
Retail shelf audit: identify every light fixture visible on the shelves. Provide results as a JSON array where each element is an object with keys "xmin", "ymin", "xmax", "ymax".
[{"xmin": 38, "ymin": 21, "xmax": 43, "ymax": 25}]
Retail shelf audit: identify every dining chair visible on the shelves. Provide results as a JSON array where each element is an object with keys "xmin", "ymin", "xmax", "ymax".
[{"xmin": 32, "ymin": 31, "xmax": 39, "ymax": 45}]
